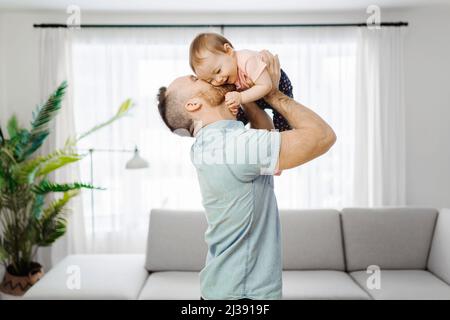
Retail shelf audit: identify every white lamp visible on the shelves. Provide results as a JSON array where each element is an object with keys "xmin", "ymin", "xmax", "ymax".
[{"xmin": 126, "ymin": 146, "xmax": 149, "ymax": 169}]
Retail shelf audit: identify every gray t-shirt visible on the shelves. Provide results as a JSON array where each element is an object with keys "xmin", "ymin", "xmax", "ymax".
[{"xmin": 191, "ymin": 119, "xmax": 282, "ymax": 300}]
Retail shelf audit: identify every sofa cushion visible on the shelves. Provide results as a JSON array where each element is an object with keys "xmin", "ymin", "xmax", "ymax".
[
  {"xmin": 24, "ymin": 254, "xmax": 147, "ymax": 300},
  {"xmin": 138, "ymin": 272, "xmax": 201, "ymax": 300},
  {"xmin": 145, "ymin": 210, "xmax": 208, "ymax": 271},
  {"xmin": 427, "ymin": 208, "xmax": 450, "ymax": 285},
  {"xmin": 341, "ymin": 207, "xmax": 437, "ymax": 271},
  {"xmin": 138, "ymin": 270, "xmax": 370, "ymax": 300},
  {"xmin": 282, "ymin": 270, "xmax": 370, "ymax": 300},
  {"xmin": 280, "ymin": 210, "xmax": 345, "ymax": 270},
  {"xmin": 350, "ymin": 270, "xmax": 450, "ymax": 300}
]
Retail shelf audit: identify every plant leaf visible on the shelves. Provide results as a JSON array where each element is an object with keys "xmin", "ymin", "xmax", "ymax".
[
  {"xmin": 32, "ymin": 180, "xmax": 103, "ymax": 195},
  {"xmin": 0, "ymin": 241, "xmax": 8, "ymax": 261},
  {"xmin": 41, "ymin": 190, "xmax": 79, "ymax": 220},
  {"xmin": 7, "ymin": 115, "xmax": 19, "ymax": 139},
  {"xmin": 11, "ymin": 156, "xmax": 46, "ymax": 185},
  {"xmin": 38, "ymin": 218, "xmax": 67, "ymax": 247},
  {"xmin": 20, "ymin": 131, "xmax": 49, "ymax": 159},
  {"xmin": 31, "ymin": 194, "xmax": 45, "ymax": 220},
  {"xmin": 0, "ymin": 127, "xmax": 4, "ymax": 145},
  {"xmin": 12, "ymin": 149, "xmax": 84, "ymax": 184},
  {"xmin": 30, "ymin": 81, "xmax": 67, "ymax": 135},
  {"xmin": 76, "ymin": 98, "xmax": 133, "ymax": 141},
  {"xmin": 118, "ymin": 98, "xmax": 133, "ymax": 114},
  {"xmin": 36, "ymin": 154, "xmax": 83, "ymax": 177},
  {"xmin": 35, "ymin": 191, "xmax": 77, "ymax": 246},
  {"xmin": 21, "ymin": 81, "xmax": 67, "ymax": 159}
]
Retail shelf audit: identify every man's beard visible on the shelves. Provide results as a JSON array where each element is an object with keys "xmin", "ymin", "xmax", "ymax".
[{"xmin": 198, "ymin": 84, "xmax": 236, "ymax": 107}]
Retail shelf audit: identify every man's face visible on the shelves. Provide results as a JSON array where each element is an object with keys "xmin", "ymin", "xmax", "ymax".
[{"xmin": 167, "ymin": 75, "xmax": 235, "ymax": 109}]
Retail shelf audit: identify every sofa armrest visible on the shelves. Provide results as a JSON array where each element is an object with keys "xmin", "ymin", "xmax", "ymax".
[
  {"xmin": 24, "ymin": 254, "xmax": 148, "ymax": 300},
  {"xmin": 427, "ymin": 208, "xmax": 450, "ymax": 285}
]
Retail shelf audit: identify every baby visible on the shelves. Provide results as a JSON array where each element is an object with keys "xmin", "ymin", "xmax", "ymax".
[{"xmin": 189, "ymin": 32, "xmax": 293, "ymax": 132}]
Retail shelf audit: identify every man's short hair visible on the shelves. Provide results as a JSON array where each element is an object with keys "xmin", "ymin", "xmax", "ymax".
[{"xmin": 157, "ymin": 87, "xmax": 194, "ymax": 137}]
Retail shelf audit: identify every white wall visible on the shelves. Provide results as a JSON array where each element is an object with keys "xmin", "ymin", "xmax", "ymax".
[
  {"xmin": 393, "ymin": 7, "xmax": 450, "ymax": 209},
  {"xmin": 0, "ymin": 7, "xmax": 449, "ymax": 208}
]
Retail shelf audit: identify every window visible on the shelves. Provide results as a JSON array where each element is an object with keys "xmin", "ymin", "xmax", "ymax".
[{"xmin": 71, "ymin": 27, "xmax": 357, "ymax": 252}]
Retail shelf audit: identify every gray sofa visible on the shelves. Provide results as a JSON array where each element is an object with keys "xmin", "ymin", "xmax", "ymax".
[{"xmin": 24, "ymin": 207, "xmax": 450, "ymax": 300}]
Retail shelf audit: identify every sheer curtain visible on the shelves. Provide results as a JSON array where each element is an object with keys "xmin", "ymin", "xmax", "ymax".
[
  {"xmin": 69, "ymin": 26, "xmax": 406, "ymax": 254},
  {"xmin": 38, "ymin": 29, "xmax": 87, "ymax": 270},
  {"xmin": 354, "ymin": 27, "xmax": 406, "ymax": 206},
  {"xmin": 71, "ymin": 27, "xmax": 219, "ymax": 253}
]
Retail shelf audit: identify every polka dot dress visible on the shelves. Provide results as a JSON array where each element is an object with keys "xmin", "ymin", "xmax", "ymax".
[{"xmin": 236, "ymin": 69, "xmax": 293, "ymax": 132}]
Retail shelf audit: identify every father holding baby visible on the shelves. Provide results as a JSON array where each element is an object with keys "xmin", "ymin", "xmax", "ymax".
[{"xmin": 157, "ymin": 33, "xmax": 336, "ymax": 300}]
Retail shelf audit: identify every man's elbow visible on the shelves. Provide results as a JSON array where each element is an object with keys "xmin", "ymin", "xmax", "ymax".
[
  {"xmin": 326, "ymin": 128, "xmax": 337, "ymax": 149},
  {"xmin": 316, "ymin": 127, "xmax": 337, "ymax": 155}
]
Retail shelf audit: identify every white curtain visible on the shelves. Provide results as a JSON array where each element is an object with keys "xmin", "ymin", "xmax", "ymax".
[
  {"xmin": 70, "ymin": 27, "xmax": 220, "ymax": 253},
  {"xmin": 38, "ymin": 29, "xmax": 87, "ymax": 270},
  {"xmin": 354, "ymin": 27, "xmax": 406, "ymax": 206}
]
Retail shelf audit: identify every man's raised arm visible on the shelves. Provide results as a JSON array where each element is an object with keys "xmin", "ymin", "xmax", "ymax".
[
  {"xmin": 262, "ymin": 53, "xmax": 337, "ymax": 170},
  {"xmin": 241, "ymin": 102, "xmax": 274, "ymax": 130}
]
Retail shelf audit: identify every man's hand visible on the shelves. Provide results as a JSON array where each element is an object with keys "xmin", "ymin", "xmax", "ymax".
[
  {"xmin": 225, "ymin": 91, "xmax": 242, "ymax": 110},
  {"xmin": 259, "ymin": 50, "xmax": 281, "ymax": 96}
]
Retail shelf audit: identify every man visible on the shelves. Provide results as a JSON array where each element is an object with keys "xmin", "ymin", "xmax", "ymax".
[{"xmin": 157, "ymin": 52, "xmax": 336, "ymax": 300}]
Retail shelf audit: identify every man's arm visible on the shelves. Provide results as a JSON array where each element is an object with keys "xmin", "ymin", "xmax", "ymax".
[
  {"xmin": 241, "ymin": 102, "xmax": 274, "ymax": 130},
  {"xmin": 266, "ymin": 92, "xmax": 336, "ymax": 170},
  {"xmin": 261, "ymin": 52, "xmax": 337, "ymax": 170}
]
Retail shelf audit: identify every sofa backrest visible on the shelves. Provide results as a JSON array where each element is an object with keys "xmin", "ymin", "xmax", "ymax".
[
  {"xmin": 341, "ymin": 207, "xmax": 437, "ymax": 272},
  {"xmin": 280, "ymin": 209, "xmax": 345, "ymax": 270},
  {"xmin": 145, "ymin": 209, "xmax": 208, "ymax": 271},
  {"xmin": 145, "ymin": 209, "xmax": 346, "ymax": 271},
  {"xmin": 427, "ymin": 208, "xmax": 450, "ymax": 284}
]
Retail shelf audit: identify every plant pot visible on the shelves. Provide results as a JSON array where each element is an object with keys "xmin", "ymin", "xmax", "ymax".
[{"xmin": 0, "ymin": 262, "xmax": 44, "ymax": 296}]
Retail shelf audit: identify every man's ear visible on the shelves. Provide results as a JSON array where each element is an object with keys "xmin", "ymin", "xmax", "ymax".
[{"xmin": 185, "ymin": 97, "xmax": 202, "ymax": 112}]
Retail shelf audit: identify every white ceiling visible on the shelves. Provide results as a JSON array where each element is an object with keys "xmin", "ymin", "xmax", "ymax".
[{"xmin": 0, "ymin": 0, "xmax": 448, "ymax": 12}]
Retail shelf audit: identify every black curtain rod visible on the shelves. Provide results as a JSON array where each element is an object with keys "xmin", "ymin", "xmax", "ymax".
[{"xmin": 33, "ymin": 22, "xmax": 408, "ymax": 28}]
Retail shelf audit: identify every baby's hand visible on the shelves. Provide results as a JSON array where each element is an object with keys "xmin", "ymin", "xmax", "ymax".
[
  {"xmin": 225, "ymin": 91, "xmax": 242, "ymax": 110},
  {"xmin": 228, "ymin": 104, "xmax": 240, "ymax": 116}
]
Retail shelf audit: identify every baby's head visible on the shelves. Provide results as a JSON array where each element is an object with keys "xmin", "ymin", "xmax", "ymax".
[{"xmin": 189, "ymin": 33, "xmax": 238, "ymax": 87}]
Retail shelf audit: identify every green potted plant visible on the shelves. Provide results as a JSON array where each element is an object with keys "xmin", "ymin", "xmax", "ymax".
[{"xmin": 0, "ymin": 81, "xmax": 133, "ymax": 296}]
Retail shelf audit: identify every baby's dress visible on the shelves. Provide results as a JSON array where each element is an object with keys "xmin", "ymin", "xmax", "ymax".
[{"xmin": 234, "ymin": 50, "xmax": 293, "ymax": 132}]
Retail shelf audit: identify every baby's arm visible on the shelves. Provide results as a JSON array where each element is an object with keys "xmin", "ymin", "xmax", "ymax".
[
  {"xmin": 225, "ymin": 69, "xmax": 272, "ymax": 108},
  {"xmin": 239, "ymin": 69, "xmax": 272, "ymax": 104}
]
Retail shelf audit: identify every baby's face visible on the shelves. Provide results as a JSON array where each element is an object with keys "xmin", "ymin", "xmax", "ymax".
[{"xmin": 195, "ymin": 50, "xmax": 238, "ymax": 87}]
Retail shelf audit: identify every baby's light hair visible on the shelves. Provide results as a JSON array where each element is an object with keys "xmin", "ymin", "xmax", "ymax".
[{"xmin": 189, "ymin": 32, "xmax": 234, "ymax": 72}]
